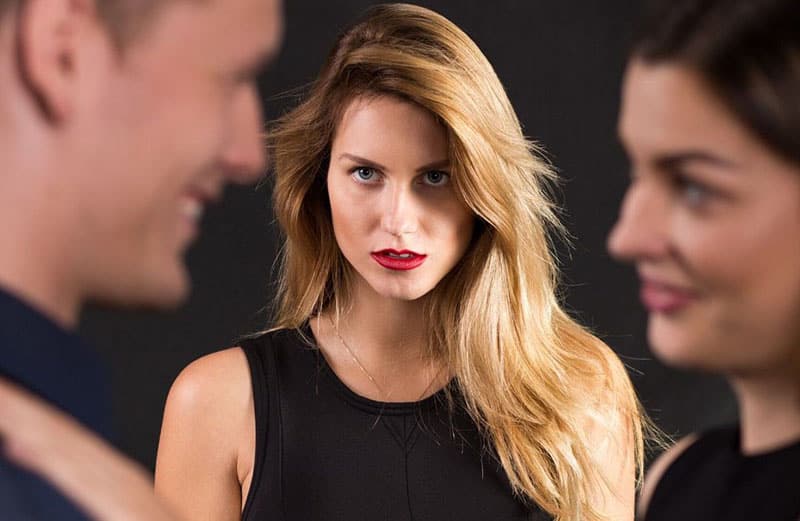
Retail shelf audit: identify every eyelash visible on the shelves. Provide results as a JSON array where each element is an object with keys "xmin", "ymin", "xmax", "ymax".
[{"xmin": 349, "ymin": 167, "xmax": 451, "ymax": 187}]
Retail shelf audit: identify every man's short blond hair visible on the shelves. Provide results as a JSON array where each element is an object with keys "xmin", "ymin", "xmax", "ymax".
[{"xmin": 1, "ymin": 0, "xmax": 168, "ymax": 45}]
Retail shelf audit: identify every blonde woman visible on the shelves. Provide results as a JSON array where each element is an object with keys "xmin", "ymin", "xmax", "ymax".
[{"xmin": 155, "ymin": 4, "xmax": 645, "ymax": 520}]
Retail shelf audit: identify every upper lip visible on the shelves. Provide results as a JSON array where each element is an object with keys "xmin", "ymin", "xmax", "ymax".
[
  {"xmin": 373, "ymin": 249, "xmax": 425, "ymax": 256},
  {"xmin": 637, "ymin": 270, "xmax": 698, "ymax": 296},
  {"xmin": 186, "ymin": 186, "xmax": 222, "ymax": 205}
]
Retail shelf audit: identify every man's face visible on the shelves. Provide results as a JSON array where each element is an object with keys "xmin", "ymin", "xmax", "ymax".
[{"xmin": 70, "ymin": 0, "xmax": 282, "ymax": 308}]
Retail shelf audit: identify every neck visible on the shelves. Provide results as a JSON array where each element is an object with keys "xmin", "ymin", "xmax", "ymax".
[
  {"xmin": 0, "ymin": 177, "xmax": 83, "ymax": 330},
  {"xmin": 730, "ymin": 368, "xmax": 800, "ymax": 455},
  {"xmin": 0, "ymin": 60, "xmax": 86, "ymax": 329},
  {"xmin": 332, "ymin": 278, "xmax": 430, "ymax": 365},
  {"xmin": 313, "ymin": 277, "xmax": 446, "ymax": 402}
]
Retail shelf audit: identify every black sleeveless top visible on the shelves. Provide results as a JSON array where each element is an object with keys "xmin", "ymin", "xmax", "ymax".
[
  {"xmin": 239, "ymin": 328, "xmax": 550, "ymax": 521},
  {"xmin": 645, "ymin": 425, "xmax": 800, "ymax": 521}
]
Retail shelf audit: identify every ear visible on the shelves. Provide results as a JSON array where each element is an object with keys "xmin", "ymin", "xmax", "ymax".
[{"xmin": 16, "ymin": 0, "xmax": 95, "ymax": 123}]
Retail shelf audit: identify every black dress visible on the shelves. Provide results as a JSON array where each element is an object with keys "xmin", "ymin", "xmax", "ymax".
[
  {"xmin": 644, "ymin": 425, "xmax": 800, "ymax": 521},
  {"xmin": 239, "ymin": 327, "xmax": 551, "ymax": 521}
]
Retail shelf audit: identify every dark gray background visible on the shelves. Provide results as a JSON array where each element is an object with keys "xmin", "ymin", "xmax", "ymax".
[{"xmin": 80, "ymin": 0, "xmax": 737, "ymax": 471}]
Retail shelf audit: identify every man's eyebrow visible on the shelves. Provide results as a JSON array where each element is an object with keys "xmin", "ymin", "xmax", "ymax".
[
  {"xmin": 242, "ymin": 33, "xmax": 282, "ymax": 77},
  {"xmin": 246, "ymin": 48, "xmax": 278, "ymax": 76},
  {"xmin": 654, "ymin": 150, "xmax": 739, "ymax": 171}
]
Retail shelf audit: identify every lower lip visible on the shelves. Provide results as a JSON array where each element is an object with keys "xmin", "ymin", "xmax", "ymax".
[
  {"xmin": 640, "ymin": 282, "xmax": 697, "ymax": 313},
  {"xmin": 371, "ymin": 253, "xmax": 427, "ymax": 271},
  {"xmin": 179, "ymin": 219, "xmax": 198, "ymax": 246}
]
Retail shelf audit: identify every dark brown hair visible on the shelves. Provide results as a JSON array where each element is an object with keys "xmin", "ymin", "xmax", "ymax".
[{"xmin": 633, "ymin": 0, "xmax": 800, "ymax": 166}]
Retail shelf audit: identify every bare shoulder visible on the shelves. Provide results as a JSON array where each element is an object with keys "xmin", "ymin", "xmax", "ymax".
[
  {"xmin": 158, "ymin": 347, "xmax": 253, "ymax": 459},
  {"xmin": 164, "ymin": 347, "xmax": 252, "ymax": 418},
  {"xmin": 637, "ymin": 433, "xmax": 699, "ymax": 519},
  {"xmin": 155, "ymin": 347, "xmax": 254, "ymax": 520}
]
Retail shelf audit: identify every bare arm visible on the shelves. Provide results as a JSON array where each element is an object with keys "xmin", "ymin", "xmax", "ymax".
[
  {"xmin": 0, "ymin": 378, "xmax": 178, "ymax": 521},
  {"xmin": 155, "ymin": 348, "xmax": 255, "ymax": 521}
]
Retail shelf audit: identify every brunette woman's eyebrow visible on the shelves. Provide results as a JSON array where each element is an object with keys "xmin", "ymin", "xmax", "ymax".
[{"xmin": 655, "ymin": 151, "xmax": 739, "ymax": 171}]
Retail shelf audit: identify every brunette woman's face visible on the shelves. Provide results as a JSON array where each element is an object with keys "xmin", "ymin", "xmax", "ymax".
[
  {"xmin": 327, "ymin": 95, "xmax": 475, "ymax": 302},
  {"xmin": 609, "ymin": 60, "xmax": 800, "ymax": 376}
]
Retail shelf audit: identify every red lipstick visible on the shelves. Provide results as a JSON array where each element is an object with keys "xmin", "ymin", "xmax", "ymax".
[
  {"xmin": 640, "ymin": 278, "xmax": 698, "ymax": 313},
  {"xmin": 371, "ymin": 249, "xmax": 427, "ymax": 271}
]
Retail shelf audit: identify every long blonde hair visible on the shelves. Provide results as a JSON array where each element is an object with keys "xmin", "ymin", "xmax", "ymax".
[{"xmin": 269, "ymin": 4, "xmax": 645, "ymax": 520}]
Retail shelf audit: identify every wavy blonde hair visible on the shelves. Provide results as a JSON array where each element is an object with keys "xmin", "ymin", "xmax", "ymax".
[{"xmin": 269, "ymin": 4, "xmax": 645, "ymax": 520}]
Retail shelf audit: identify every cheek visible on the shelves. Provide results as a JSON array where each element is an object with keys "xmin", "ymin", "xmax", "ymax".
[
  {"xmin": 674, "ymin": 199, "xmax": 800, "ymax": 363},
  {"xmin": 114, "ymin": 68, "xmax": 225, "ymax": 172},
  {"xmin": 674, "ymin": 203, "xmax": 797, "ymax": 294},
  {"xmin": 453, "ymin": 210, "xmax": 476, "ymax": 254},
  {"xmin": 427, "ymin": 199, "xmax": 475, "ymax": 257},
  {"xmin": 737, "ymin": 216, "xmax": 800, "ymax": 335},
  {"xmin": 330, "ymin": 201, "xmax": 361, "ymax": 247},
  {"xmin": 327, "ymin": 177, "xmax": 375, "ymax": 250}
]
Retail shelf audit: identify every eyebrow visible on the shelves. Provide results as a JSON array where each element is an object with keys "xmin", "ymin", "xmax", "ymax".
[
  {"xmin": 338, "ymin": 153, "xmax": 450, "ymax": 173},
  {"xmin": 245, "ymin": 47, "xmax": 279, "ymax": 77},
  {"xmin": 654, "ymin": 151, "xmax": 739, "ymax": 171}
]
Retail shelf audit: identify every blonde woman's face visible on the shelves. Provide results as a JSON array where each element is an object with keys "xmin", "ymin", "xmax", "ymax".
[
  {"xmin": 327, "ymin": 95, "xmax": 475, "ymax": 302},
  {"xmin": 609, "ymin": 60, "xmax": 800, "ymax": 376}
]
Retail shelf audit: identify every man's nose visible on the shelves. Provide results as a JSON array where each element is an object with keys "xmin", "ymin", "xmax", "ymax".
[{"xmin": 221, "ymin": 85, "xmax": 267, "ymax": 185}]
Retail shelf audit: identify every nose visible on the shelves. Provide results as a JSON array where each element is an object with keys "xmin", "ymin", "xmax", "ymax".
[
  {"xmin": 381, "ymin": 183, "xmax": 419, "ymax": 237},
  {"xmin": 220, "ymin": 84, "xmax": 267, "ymax": 185},
  {"xmin": 607, "ymin": 179, "xmax": 671, "ymax": 262}
]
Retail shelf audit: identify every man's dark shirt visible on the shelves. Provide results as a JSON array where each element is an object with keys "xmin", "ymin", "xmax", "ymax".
[{"xmin": 0, "ymin": 287, "xmax": 113, "ymax": 520}]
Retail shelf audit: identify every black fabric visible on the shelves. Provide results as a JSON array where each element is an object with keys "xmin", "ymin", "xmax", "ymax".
[
  {"xmin": 240, "ymin": 327, "xmax": 550, "ymax": 521},
  {"xmin": 0, "ymin": 286, "xmax": 113, "ymax": 521},
  {"xmin": 645, "ymin": 425, "xmax": 800, "ymax": 521}
]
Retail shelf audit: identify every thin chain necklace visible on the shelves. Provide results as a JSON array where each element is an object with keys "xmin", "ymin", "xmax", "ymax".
[{"xmin": 328, "ymin": 316, "xmax": 445, "ymax": 402}]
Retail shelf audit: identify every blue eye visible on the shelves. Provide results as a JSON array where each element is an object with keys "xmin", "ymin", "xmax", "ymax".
[
  {"xmin": 674, "ymin": 174, "xmax": 714, "ymax": 208},
  {"xmin": 352, "ymin": 167, "xmax": 378, "ymax": 182},
  {"xmin": 684, "ymin": 184, "xmax": 709, "ymax": 205},
  {"xmin": 423, "ymin": 170, "xmax": 450, "ymax": 186}
]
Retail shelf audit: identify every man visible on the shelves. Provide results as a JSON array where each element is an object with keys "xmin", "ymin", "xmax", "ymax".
[{"xmin": 0, "ymin": 0, "xmax": 283, "ymax": 518}]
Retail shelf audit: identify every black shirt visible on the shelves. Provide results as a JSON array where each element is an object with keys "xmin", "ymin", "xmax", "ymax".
[
  {"xmin": 239, "ymin": 327, "xmax": 551, "ymax": 521},
  {"xmin": 0, "ymin": 286, "xmax": 113, "ymax": 520},
  {"xmin": 645, "ymin": 425, "xmax": 800, "ymax": 521}
]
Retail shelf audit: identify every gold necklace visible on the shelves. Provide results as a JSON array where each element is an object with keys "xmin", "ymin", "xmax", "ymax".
[
  {"xmin": 329, "ymin": 316, "xmax": 387, "ymax": 398},
  {"xmin": 328, "ymin": 316, "xmax": 445, "ymax": 402}
]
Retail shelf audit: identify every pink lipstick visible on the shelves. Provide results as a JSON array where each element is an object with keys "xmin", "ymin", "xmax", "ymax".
[
  {"xmin": 371, "ymin": 249, "xmax": 427, "ymax": 271},
  {"xmin": 640, "ymin": 279, "xmax": 698, "ymax": 313}
]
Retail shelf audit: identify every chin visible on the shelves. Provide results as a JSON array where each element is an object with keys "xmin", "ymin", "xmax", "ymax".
[
  {"xmin": 124, "ymin": 267, "xmax": 191, "ymax": 310},
  {"xmin": 369, "ymin": 279, "xmax": 431, "ymax": 302},
  {"xmin": 647, "ymin": 318, "xmax": 712, "ymax": 370},
  {"xmin": 376, "ymin": 288, "xmax": 427, "ymax": 302},
  {"xmin": 149, "ymin": 270, "xmax": 192, "ymax": 309}
]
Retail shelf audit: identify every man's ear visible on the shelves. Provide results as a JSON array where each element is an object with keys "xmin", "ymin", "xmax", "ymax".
[{"xmin": 16, "ymin": 0, "xmax": 95, "ymax": 123}]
